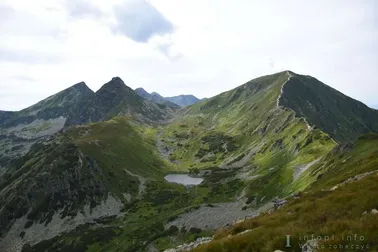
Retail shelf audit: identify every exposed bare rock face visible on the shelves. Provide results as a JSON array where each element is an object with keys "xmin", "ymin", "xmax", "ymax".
[{"xmin": 0, "ymin": 136, "xmax": 125, "ymax": 251}]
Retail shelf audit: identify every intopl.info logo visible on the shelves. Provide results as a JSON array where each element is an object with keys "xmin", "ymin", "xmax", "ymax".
[{"xmin": 285, "ymin": 234, "xmax": 370, "ymax": 251}]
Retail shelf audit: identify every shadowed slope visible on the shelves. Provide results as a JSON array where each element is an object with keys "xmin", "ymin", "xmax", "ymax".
[
  {"xmin": 0, "ymin": 82, "xmax": 95, "ymax": 128},
  {"xmin": 279, "ymin": 72, "xmax": 378, "ymax": 142}
]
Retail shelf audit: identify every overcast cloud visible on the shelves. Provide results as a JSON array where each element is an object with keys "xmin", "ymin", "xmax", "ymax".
[
  {"xmin": 65, "ymin": 0, "xmax": 104, "ymax": 18},
  {"xmin": 112, "ymin": 0, "xmax": 174, "ymax": 42},
  {"xmin": 0, "ymin": 0, "xmax": 377, "ymax": 111}
]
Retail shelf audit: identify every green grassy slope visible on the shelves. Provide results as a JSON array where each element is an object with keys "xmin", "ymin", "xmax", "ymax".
[
  {"xmin": 158, "ymin": 70, "xmax": 378, "ymax": 204},
  {"xmin": 0, "ymin": 117, "xmax": 170, "ymax": 237},
  {"xmin": 17, "ymin": 133, "xmax": 378, "ymax": 252},
  {"xmin": 159, "ymin": 71, "xmax": 336, "ymax": 202},
  {"xmin": 306, "ymin": 133, "xmax": 378, "ymax": 192},
  {"xmin": 194, "ymin": 134, "xmax": 378, "ymax": 252},
  {"xmin": 1, "ymin": 116, "xmax": 223, "ymax": 252},
  {"xmin": 68, "ymin": 116, "xmax": 175, "ymax": 195}
]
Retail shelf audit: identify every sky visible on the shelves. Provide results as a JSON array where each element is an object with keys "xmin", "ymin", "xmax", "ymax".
[{"xmin": 0, "ymin": 0, "xmax": 377, "ymax": 111}]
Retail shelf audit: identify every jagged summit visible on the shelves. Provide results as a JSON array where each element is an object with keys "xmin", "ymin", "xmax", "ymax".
[
  {"xmin": 71, "ymin": 81, "xmax": 86, "ymax": 87},
  {"xmin": 151, "ymin": 92, "xmax": 163, "ymax": 97},
  {"xmin": 135, "ymin": 87, "xmax": 149, "ymax": 97},
  {"xmin": 20, "ymin": 81, "xmax": 94, "ymax": 115},
  {"xmin": 110, "ymin": 76, "xmax": 127, "ymax": 87},
  {"xmin": 68, "ymin": 81, "xmax": 94, "ymax": 97},
  {"xmin": 71, "ymin": 81, "xmax": 91, "ymax": 89},
  {"xmin": 97, "ymin": 77, "xmax": 130, "ymax": 94},
  {"xmin": 111, "ymin": 76, "xmax": 123, "ymax": 81},
  {"xmin": 284, "ymin": 69, "xmax": 295, "ymax": 74}
]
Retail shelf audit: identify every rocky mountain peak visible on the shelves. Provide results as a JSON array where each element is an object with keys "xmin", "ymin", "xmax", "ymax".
[
  {"xmin": 111, "ymin": 76, "xmax": 123, "ymax": 82},
  {"xmin": 70, "ymin": 81, "xmax": 94, "ymax": 96},
  {"xmin": 96, "ymin": 77, "xmax": 131, "ymax": 96},
  {"xmin": 151, "ymin": 92, "xmax": 164, "ymax": 98},
  {"xmin": 135, "ymin": 87, "xmax": 150, "ymax": 97}
]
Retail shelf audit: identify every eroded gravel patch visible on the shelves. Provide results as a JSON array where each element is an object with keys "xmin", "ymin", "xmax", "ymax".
[{"xmin": 166, "ymin": 201, "xmax": 274, "ymax": 231}]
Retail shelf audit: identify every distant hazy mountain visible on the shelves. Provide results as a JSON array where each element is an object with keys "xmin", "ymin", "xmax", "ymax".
[
  {"xmin": 134, "ymin": 88, "xmax": 180, "ymax": 108},
  {"xmin": 165, "ymin": 95, "xmax": 201, "ymax": 107},
  {"xmin": 134, "ymin": 88, "xmax": 201, "ymax": 107}
]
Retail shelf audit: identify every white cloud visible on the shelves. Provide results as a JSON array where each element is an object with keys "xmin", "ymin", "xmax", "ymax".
[{"xmin": 0, "ymin": 0, "xmax": 377, "ymax": 111}]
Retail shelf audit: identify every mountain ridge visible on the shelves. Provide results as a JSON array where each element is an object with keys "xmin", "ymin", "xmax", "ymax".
[
  {"xmin": 279, "ymin": 71, "xmax": 378, "ymax": 142},
  {"xmin": 0, "ymin": 77, "xmax": 177, "ymax": 128}
]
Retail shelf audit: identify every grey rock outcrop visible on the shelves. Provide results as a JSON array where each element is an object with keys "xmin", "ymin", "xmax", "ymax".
[{"xmin": 163, "ymin": 237, "xmax": 212, "ymax": 252}]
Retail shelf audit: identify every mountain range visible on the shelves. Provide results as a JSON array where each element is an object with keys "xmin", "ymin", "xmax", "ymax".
[
  {"xmin": 0, "ymin": 70, "xmax": 378, "ymax": 252},
  {"xmin": 134, "ymin": 88, "xmax": 202, "ymax": 107},
  {"xmin": 1, "ymin": 78, "xmax": 178, "ymax": 128}
]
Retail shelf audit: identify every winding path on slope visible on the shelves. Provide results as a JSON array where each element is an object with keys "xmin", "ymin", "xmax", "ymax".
[{"xmin": 124, "ymin": 169, "xmax": 146, "ymax": 197}]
